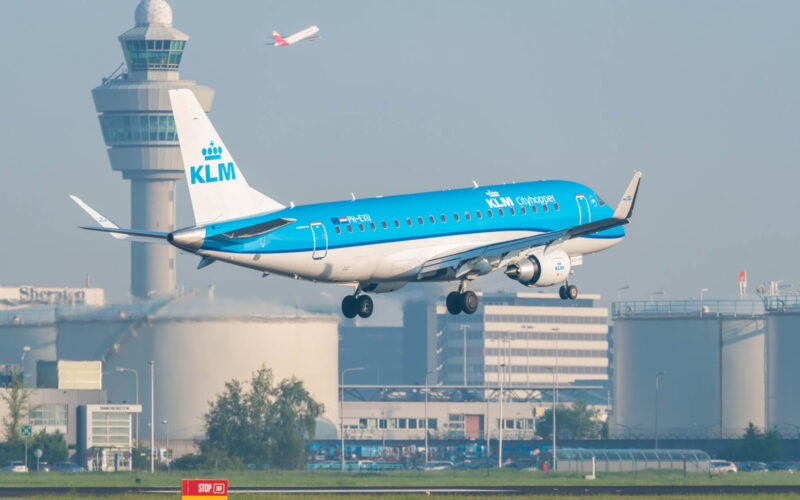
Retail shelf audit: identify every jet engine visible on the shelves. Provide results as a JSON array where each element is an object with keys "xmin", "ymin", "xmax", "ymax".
[{"xmin": 504, "ymin": 249, "xmax": 571, "ymax": 287}]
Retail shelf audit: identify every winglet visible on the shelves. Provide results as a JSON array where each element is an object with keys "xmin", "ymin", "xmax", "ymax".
[
  {"xmin": 612, "ymin": 171, "xmax": 642, "ymax": 220},
  {"xmin": 70, "ymin": 195, "xmax": 127, "ymax": 239}
]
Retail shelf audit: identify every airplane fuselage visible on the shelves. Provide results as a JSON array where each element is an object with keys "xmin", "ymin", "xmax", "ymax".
[{"xmin": 178, "ymin": 179, "xmax": 622, "ymax": 287}]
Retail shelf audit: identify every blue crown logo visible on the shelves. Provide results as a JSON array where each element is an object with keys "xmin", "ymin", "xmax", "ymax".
[{"xmin": 202, "ymin": 141, "xmax": 222, "ymax": 161}]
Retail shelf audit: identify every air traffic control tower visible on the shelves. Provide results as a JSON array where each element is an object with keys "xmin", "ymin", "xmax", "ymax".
[{"xmin": 92, "ymin": 0, "xmax": 214, "ymax": 298}]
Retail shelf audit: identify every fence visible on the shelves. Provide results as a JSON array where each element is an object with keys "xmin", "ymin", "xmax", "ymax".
[{"xmin": 554, "ymin": 448, "xmax": 710, "ymax": 474}]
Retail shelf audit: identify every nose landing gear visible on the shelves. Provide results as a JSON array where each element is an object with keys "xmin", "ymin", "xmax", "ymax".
[{"xmin": 559, "ymin": 283, "xmax": 579, "ymax": 300}]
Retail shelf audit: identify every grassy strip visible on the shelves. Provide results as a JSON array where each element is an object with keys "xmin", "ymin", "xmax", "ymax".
[
  {"xmin": 0, "ymin": 495, "xmax": 800, "ymax": 500},
  {"xmin": 1, "ymin": 469, "xmax": 800, "ymax": 488}
]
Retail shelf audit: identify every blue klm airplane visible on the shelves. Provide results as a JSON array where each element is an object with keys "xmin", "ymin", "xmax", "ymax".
[{"xmin": 73, "ymin": 89, "xmax": 641, "ymax": 319}]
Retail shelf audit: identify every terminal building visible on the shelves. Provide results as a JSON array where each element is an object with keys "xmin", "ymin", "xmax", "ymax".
[{"xmin": 339, "ymin": 291, "xmax": 612, "ymax": 443}]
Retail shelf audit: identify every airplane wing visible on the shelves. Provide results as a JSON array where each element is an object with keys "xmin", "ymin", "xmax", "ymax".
[
  {"xmin": 417, "ymin": 171, "xmax": 641, "ymax": 280},
  {"xmin": 71, "ymin": 195, "xmax": 168, "ymax": 243}
]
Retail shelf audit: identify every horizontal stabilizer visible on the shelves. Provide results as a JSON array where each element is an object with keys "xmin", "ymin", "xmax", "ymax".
[
  {"xmin": 80, "ymin": 226, "xmax": 168, "ymax": 240},
  {"xmin": 71, "ymin": 195, "xmax": 169, "ymax": 244},
  {"xmin": 70, "ymin": 195, "xmax": 126, "ymax": 239}
]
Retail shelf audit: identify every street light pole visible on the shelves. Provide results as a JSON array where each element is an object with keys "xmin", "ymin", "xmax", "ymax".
[
  {"xmin": 149, "ymin": 360, "xmax": 154, "ymax": 474},
  {"xmin": 617, "ymin": 285, "xmax": 631, "ymax": 301},
  {"xmin": 460, "ymin": 324, "xmax": 469, "ymax": 386},
  {"xmin": 655, "ymin": 371, "xmax": 666, "ymax": 450},
  {"xmin": 552, "ymin": 327, "xmax": 559, "ymax": 471},
  {"xmin": 380, "ymin": 411, "xmax": 386, "ymax": 472},
  {"xmin": 498, "ymin": 363, "xmax": 505, "ymax": 468},
  {"xmin": 116, "ymin": 368, "xmax": 139, "ymax": 445},
  {"xmin": 162, "ymin": 420, "xmax": 169, "ymax": 472},
  {"xmin": 424, "ymin": 370, "xmax": 434, "ymax": 464},
  {"xmin": 340, "ymin": 367, "xmax": 364, "ymax": 472}
]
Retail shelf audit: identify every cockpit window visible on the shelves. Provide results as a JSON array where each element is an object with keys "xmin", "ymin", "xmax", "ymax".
[{"xmin": 596, "ymin": 194, "xmax": 607, "ymax": 206}]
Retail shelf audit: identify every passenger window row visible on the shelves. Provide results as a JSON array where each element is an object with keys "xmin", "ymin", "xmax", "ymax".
[{"xmin": 332, "ymin": 201, "xmax": 560, "ymax": 235}]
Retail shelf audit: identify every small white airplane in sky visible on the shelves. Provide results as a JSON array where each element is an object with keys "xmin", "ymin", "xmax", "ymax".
[{"xmin": 268, "ymin": 25, "xmax": 319, "ymax": 46}]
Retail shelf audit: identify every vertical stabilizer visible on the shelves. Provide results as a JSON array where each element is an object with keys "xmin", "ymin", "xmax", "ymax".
[
  {"xmin": 169, "ymin": 89, "xmax": 284, "ymax": 225},
  {"xmin": 272, "ymin": 30, "xmax": 288, "ymax": 46}
]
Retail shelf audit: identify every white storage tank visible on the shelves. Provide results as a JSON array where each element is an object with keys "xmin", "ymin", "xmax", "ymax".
[
  {"xmin": 765, "ymin": 309, "xmax": 800, "ymax": 434},
  {"xmin": 611, "ymin": 299, "xmax": 764, "ymax": 439},
  {"xmin": 0, "ymin": 306, "xmax": 58, "ymax": 387},
  {"xmin": 721, "ymin": 318, "xmax": 766, "ymax": 435},
  {"xmin": 57, "ymin": 297, "xmax": 340, "ymax": 442}
]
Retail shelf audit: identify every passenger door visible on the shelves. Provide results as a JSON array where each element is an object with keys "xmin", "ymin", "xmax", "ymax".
[
  {"xmin": 575, "ymin": 194, "xmax": 591, "ymax": 225},
  {"xmin": 310, "ymin": 222, "xmax": 328, "ymax": 260}
]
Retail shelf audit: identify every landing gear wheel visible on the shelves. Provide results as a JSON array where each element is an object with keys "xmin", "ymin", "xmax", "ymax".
[
  {"xmin": 460, "ymin": 290, "xmax": 479, "ymax": 314},
  {"xmin": 356, "ymin": 295, "xmax": 374, "ymax": 318},
  {"xmin": 341, "ymin": 295, "xmax": 358, "ymax": 318},
  {"xmin": 446, "ymin": 292, "xmax": 463, "ymax": 315},
  {"xmin": 567, "ymin": 285, "xmax": 579, "ymax": 300},
  {"xmin": 559, "ymin": 285, "xmax": 568, "ymax": 300}
]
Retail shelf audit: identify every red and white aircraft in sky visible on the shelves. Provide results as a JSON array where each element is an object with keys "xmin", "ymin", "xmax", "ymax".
[{"xmin": 269, "ymin": 25, "xmax": 320, "ymax": 46}]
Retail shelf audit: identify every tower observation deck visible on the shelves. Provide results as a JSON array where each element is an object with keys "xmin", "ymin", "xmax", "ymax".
[{"xmin": 92, "ymin": 0, "xmax": 214, "ymax": 298}]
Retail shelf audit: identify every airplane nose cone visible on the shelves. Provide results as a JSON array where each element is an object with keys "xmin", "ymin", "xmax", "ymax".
[{"xmin": 167, "ymin": 226, "xmax": 206, "ymax": 251}]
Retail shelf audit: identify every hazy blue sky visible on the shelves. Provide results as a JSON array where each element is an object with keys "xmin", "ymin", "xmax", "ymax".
[{"xmin": 1, "ymin": 1, "xmax": 798, "ymax": 315}]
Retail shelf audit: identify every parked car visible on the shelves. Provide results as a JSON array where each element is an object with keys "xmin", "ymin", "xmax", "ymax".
[
  {"xmin": 34, "ymin": 462, "xmax": 51, "ymax": 472},
  {"xmin": 505, "ymin": 459, "xmax": 539, "ymax": 471},
  {"xmin": 51, "ymin": 462, "xmax": 86, "ymax": 472},
  {"xmin": 766, "ymin": 461, "xmax": 793, "ymax": 471},
  {"xmin": 709, "ymin": 460, "xmax": 737, "ymax": 473},
  {"xmin": 737, "ymin": 461, "xmax": 767, "ymax": 472},
  {"xmin": 0, "ymin": 461, "xmax": 28, "ymax": 472},
  {"xmin": 453, "ymin": 459, "xmax": 493, "ymax": 470},
  {"xmin": 417, "ymin": 461, "xmax": 454, "ymax": 471}
]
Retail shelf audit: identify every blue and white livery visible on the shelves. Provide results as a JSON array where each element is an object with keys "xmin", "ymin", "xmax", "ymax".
[{"xmin": 73, "ymin": 89, "xmax": 641, "ymax": 318}]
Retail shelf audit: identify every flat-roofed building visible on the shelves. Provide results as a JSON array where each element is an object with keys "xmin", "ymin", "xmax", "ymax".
[{"xmin": 435, "ymin": 291, "xmax": 609, "ymax": 387}]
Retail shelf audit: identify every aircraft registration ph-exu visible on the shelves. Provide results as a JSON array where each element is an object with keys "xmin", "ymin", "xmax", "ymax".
[
  {"xmin": 268, "ymin": 25, "xmax": 319, "ymax": 46},
  {"xmin": 72, "ymin": 89, "xmax": 641, "ymax": 319}
]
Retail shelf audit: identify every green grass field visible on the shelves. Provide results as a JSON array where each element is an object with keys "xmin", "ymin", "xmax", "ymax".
[
  {"xmin": 1, "ymin": 495, "xmax": 800, "ymax": 500},
  {"xmin": 2, "ymin": 469, "xmax": 800, "ymax": 488}
]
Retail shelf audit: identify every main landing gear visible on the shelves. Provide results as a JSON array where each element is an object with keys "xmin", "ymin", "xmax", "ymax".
[
  {"xmin": 342, "ymin": 291, "xmax": 373, "ymax": 319},
  {"xmin": 559, "ymin": 283, "xmax": 579, "ymax": 300},
  {"xmin": 446, "ymin": 282, "xmax": 479, "ymax": 315}
]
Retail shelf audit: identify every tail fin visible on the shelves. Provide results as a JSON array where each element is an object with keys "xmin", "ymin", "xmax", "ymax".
[
  {"xmin": 169, "ymin": 89, "xmax": 285, "ymax": 225},
  {"xmin": 272, "ymin": 30, "xmax": 288, "ymax": 45}
]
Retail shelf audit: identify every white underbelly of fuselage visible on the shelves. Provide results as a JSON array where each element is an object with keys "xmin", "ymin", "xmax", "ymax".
[{"xmin": 197, "ymin": 231, "xmax": 623, "ymax": 283}]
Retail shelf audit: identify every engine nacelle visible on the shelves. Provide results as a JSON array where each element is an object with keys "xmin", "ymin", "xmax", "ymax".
[{"xmin": 505, "ymin": 249, "xmax": 571, "ymax": 287}]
